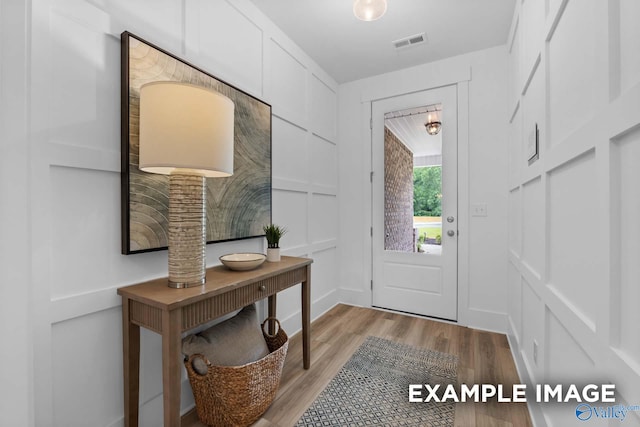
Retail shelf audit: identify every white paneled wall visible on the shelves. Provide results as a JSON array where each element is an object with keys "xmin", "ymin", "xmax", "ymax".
[
  {"xmin": 547, "ymin": 0, "xmax": 596, "ymax": 148},
  {"xmin": 185, "ymin": 0, "xmax": 263, "ymax": 96},
  {"xmin": 612, "ymin": 130, "xmax": 640, "ymax": 367},
  {"xmin": 0, "ymin": 2, "xmax": 32, "ymax": 425},
  {"xmin": 9, "ymin": 0, "xmax": 339, "ymax": 425},
  {"xmin": 507, "ymin": 1, "xmax": 640, "ymax": 426},
  {"xmin": 548, "ymin": 151, "xmax": 598, "ymax": 328},
  {"xmin": 521, "ymin": 176, "xmax": 543, "ymax": 276},
  {"xmin": 618, "ymin": 0, "xmax": 640, "ymax": 94},
  {"xmin": 269, "ymin": 41, "xmax": 308, "ymax": 127}
]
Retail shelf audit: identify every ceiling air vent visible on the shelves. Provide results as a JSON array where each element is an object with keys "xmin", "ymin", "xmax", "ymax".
[{"xmin": 392, "ymin": 33, "xmax": 426, "ymax": 50}]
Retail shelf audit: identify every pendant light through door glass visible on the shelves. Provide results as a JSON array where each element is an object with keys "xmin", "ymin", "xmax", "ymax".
[{"xmin": 425, "ymin": 111, "xmax": 442, "ymax": 135}]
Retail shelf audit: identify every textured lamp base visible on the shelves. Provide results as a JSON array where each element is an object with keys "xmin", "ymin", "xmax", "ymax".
[{"xmin": 168, "ymin": 171, "xmax": 207, "ymax": 288}]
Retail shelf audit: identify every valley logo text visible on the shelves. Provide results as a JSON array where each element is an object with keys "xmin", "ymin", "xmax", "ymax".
[
  {"xmin": 575, "ymin": 403, "xmax": 640, "ymax": 422},
  {"xmin": 408, "ymin": 383, "xmax": 616, "ymax": 403}
]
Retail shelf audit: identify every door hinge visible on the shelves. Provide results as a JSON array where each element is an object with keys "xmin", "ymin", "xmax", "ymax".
[
  {"xmin": 369, "ymin": 117, "xmax": 373, "ymax": 129},
  {"xmin": 370, "ymin": 227, "xmax": 373, "ymax": 237},
  {"xmin": 370, "ymin": 171, "xmax": 374, "ymax": 182},
  {"xmin": 371, "ymin": 280, "xmax": 373, "ymax": 290}
]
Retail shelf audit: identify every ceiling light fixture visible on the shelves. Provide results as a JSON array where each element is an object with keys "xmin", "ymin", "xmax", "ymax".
[
  {"xmin": 425, "ymin": 111, "xmax": 442, "ymax": 136},
  {"xmin": 353, "ymin": 0, "xmax": 387, "ymax": 21}
]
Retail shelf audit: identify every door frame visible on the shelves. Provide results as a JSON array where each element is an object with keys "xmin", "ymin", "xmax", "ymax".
[
  {"xmin": 371, "ymin": 86, "xmax": 459, "ymax": 320},
  {"xmin": 360, "ymin": 80, "xmax": 471, "ymax": 326}
]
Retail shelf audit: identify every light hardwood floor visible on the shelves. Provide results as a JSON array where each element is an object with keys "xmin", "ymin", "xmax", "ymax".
[{"xmin": 184, "ymin": 304, "xmax": 533, "ymax": 427}]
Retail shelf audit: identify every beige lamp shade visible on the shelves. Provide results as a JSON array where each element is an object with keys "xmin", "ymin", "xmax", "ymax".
[{"xmin": 139, "ymin": 82, "xmax": 235, "ymax": 177}]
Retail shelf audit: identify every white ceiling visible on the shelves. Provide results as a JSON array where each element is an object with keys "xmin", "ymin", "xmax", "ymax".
[{"xmin": 249, "ymin": 0, "xmax": 516, "ymax": 83}]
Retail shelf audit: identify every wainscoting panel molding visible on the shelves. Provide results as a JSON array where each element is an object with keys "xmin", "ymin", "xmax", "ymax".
[
  {"xmin": 547, "ymin": 0, "xmax": 596, "ymax": 148},
  {"xmin": 508, "ymin": 104, "xmax": 522, "ymax": 188},
  {"xmin": 272, "ymin": 189, "xmax": 309, "ymax": 249},
  {"xmin": 508, "ymin": 187, "xmax": 522, "ymax": 258},
  {"xmin": 617, "ymin": 0, "xmax": 640, "ymax": 95},
  {"xmin": 51, "ymin": 307, "xmax": 124, "ymax": 427},
  {"xmin": 310, "ymin": 194, "xmax": 338, "ymax": 243},
  {"xmin": 310, "ymin": 74, "xmax": 338, "ymax": 142},
  {"xmin": 310, "ymin": 134, "xmax": 338, "ymax": 190},
  {"xmin": 507, "ymin": 260, "xmax": 522, "ymax": 344},
  {"xmin": 521, "ymin": 0, "xmax": 544, "ymax": 82},
  {"xmin": 547, "ymin": 150, "xmax": 598, "ymax": 328},
  {"xmin": 508, "ymin": 18, "xmax": 521, "ymax": 111},
  {"xmin": 611, "ymin": 126, "xmax": 640, "ymax": 369},
  {"xmin": 507, "ymin": 0, "xmax": 640, "ymax": 425},
  {"xmin": 272, "ymin": 116, "xmax": 309, "ymax": 185},
  {"xmin": 521, "ymin": 278, "xmax": 544, "ymax": 383},
  {"xmin": 268, "ymin": 39, "xmax": 308, "ymax": 129},
  {"xmin": 185, "ymin": 0, "xmax": 263, "ymax": 98},
  {"xmin": 521, "ymin": 177, "xmax": 543, "ymax": 278}
]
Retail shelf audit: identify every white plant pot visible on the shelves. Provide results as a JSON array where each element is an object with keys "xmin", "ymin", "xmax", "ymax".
[{"xmin": 266, "ymin": 248, "xmax": 281, "ymax": 262}]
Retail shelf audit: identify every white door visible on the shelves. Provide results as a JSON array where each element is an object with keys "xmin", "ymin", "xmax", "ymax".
[{"xmin": 371, "ymin": 85, "xmax": 458, "ymax": 321}]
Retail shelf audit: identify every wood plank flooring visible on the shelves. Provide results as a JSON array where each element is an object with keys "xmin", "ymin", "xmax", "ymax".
[{"xmin": 184, "ymin": 304, "xmax": 533, "ymax": 427}]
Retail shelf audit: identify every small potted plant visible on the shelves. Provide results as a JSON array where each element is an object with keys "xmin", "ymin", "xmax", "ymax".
[{"xmin": 263, "ymin": 224, "xmax": 287, "ymax": 262}]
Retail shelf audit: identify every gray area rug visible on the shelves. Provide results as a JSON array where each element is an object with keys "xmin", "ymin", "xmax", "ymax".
[{"xmin": 296, "ymin": 336, "xmax": 458, "ymax": 426}]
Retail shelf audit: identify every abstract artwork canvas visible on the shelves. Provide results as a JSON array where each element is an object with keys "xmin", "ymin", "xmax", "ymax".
[{"xmin": 121, "ymin": 32, "xmax": 272, "ymax": 254}]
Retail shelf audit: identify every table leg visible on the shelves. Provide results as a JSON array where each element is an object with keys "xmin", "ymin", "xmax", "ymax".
[
  {"xmin": 267, "ymin": 294, "xmax": 277, "ymax": 335},
  {"xmin": 302, "ymin": 266, "xmax": 311, "ymax": 369},
  {"xmin": 122, "ymin": 297, "xmax": 140, "ymax": 427},
  {"xmin": 162, "ymin": 309, "xmax": 182, "ymax": 427}
]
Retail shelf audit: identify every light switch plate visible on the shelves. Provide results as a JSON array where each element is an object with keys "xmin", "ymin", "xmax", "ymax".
[{"xmin": 471, "ymin": 203, "xmax": 487, "ymax": 217}]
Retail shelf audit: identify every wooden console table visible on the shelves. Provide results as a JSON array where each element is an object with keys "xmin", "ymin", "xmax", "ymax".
[{"xmin": 117, "ymin": 256, "xmax": 312, "ymax": 427}]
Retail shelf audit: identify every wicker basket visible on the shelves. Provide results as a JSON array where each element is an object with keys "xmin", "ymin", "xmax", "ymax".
[{"xmin": 184, "ymin": 318, "xmax": 289, "ymax": 427}]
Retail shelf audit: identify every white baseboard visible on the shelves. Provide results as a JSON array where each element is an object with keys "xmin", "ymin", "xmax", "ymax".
[
  {"xmin": 464, "ymin": 307, "xmax": 508, "ymax": 333},
  {"xmin": 507, "ymin": 317, "xmax": 547, "ymax": 427},
  {"xmin": 338, "ymin": 287, "xmax": 368, "ymax": 306}
]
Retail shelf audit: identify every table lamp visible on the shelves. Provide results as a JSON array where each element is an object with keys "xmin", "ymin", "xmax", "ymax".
[{"xmin": 138, "ymin": 81, "xmax": 234, "ymax": 288}]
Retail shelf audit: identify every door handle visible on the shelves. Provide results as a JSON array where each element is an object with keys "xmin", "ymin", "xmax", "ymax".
[{"xmin": 447, "ymin": 230, "xmax": 455, "ymax": 237}]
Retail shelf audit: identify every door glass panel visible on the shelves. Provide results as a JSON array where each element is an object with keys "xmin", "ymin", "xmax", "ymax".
[{"xmin": 384, "ymin": 105, "xmax": 442, "ymax": 255}]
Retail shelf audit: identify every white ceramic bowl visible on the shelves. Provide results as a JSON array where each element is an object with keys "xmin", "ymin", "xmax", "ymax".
[{"xmin": 219, "ymin": 253, "xmax": 267, "ymax": 271}]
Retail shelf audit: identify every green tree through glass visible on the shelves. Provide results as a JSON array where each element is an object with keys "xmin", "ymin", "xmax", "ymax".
[{"xmin": 413, "ymin": 166, "xmax": 442, "ymax": 216}]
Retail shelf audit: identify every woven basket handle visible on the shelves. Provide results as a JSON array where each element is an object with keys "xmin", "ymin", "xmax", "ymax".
[
  {"xmin": 261, "ymin": 317, "xmax": 281, "ymax": 338},
  {"xmin": 186, "ymin": 353, "xmax": 211, "ymax": 377}
]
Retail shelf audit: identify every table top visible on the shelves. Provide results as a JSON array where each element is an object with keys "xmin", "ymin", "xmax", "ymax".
[{"xmin": 117, "ymin": 256, "xmax": 312, "ymax": 310}]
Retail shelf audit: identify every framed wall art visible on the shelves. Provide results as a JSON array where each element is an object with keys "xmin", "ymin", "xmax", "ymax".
[{"xmin": 121, "ymin": 32, "xmax": 272, "ymax": 254}]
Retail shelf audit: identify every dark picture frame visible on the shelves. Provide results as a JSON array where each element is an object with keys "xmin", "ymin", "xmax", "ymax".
[{"xmin": 121, "ymin": 32, "xmax": 272, "ymax": 254}]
